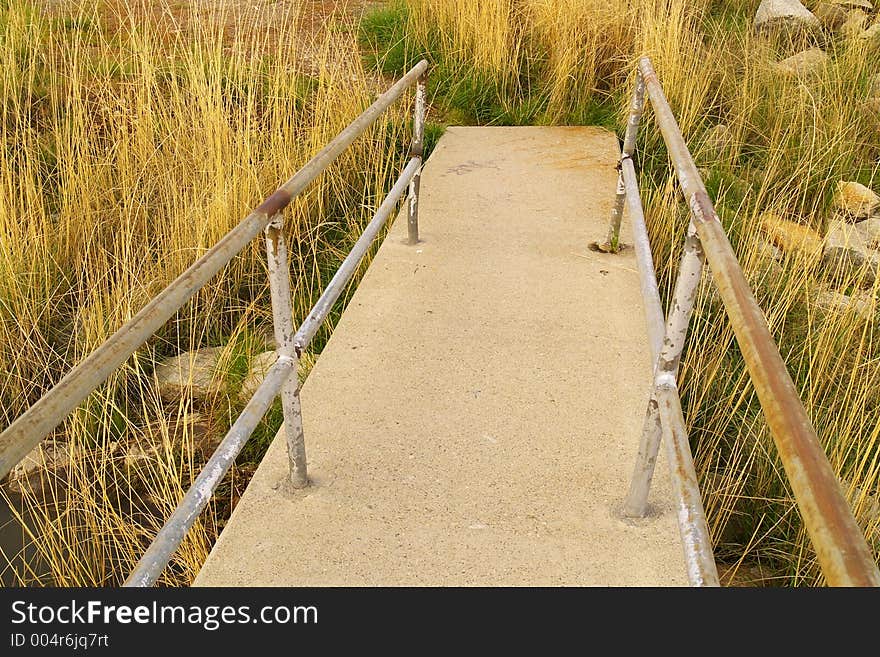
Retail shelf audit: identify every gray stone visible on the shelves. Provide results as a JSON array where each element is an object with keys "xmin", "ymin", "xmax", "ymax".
[
  {"xmin": 816, "ymin": 289, "xmax": 876, "ymax": 322},
  {"xmin": 862, "ymin": 216, "xmax": 880, "ymax": 248},
  {"xmin": 859, "ymin": 97, "xmax": 880, "ymax": 129},
  {"xmin": 6, "ymin": 442, "xmax": 70, "ymax": 495},
  {"xmin": 828, "ymin": 0, "xmax": 875, "ymax": 10},
  {"xmin": 154, "ymin": 346, "xmax": 225, "ymax": 401},
  {"xmin": 869, "ymin": 73, "xmax": 880, "ymax": 98},
  {"xmin": 759, "ymin": 240, "xmax": 784, "ymax": 261},
  {"xmin": 859, "ymin": 22, "xmax": 880, "ymax": 42},
  {"xmin": 756, "ymin": 0, "xmax": 822, "ymax": 35},
  {"xmin": 841, "ymin": 478, "xmax": 880, "ymax": 539},
  {"xmin": 814, "ymin": 2, "xmax": 849, "ymax": 30},
  {"xmin": 834, "ymin": 181, "xmax": 880, "ymax": 220},
  {"xmin": 840, "ymin": 8, "xmax": 870, "ymax": 37},
  {"xmin": 126, "ymin": 412, "xmax": 218, "ymax": 473},
  {"xmin": 773, "ymin": 47, "xmax": 828, "ymax": 76},
  {"xmin": 239, "ymin": 351, "xmax": 279, "ymax": 401},
  {"xmin": 823, "ymin": 219, "xmax": 877, "ymax": 283}
]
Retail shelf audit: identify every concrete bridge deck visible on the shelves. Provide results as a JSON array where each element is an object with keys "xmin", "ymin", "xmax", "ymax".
[{"xmin": 195, "ymin": 126, "xmax": 687, "ymax": 586}]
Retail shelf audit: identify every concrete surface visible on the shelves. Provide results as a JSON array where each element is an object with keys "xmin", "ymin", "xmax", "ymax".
[{"xmin": 195, "ymin": 127, "xmax": 688, "ymax": 586}]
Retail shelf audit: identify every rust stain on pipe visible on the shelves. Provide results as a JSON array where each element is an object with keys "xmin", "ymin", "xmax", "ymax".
[
  {"xmin": 256, "ymin": 189, "xmax": 294, "ymax": 218},
  {"xmin": 640, "ymin": 55, "xmax": 879, "ymax": 586}
]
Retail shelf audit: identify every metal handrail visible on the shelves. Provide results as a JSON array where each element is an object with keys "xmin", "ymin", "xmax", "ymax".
[
  {"xmin": 605, "ymin": 56, "xmax": 880, "ymax": 587},
  {"xmin": 0, "ymin": 60, "xmax": 429, "ymax": 586}
]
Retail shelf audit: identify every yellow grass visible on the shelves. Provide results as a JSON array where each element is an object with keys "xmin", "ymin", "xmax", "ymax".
[
  {"xmin": 0, "ymin": 0, "xmax": 411, "ymax": 585},
  {"xmin": 400, "ymin": 0, "xmax": 880, "ymax": 584},
  {"xmin": 3, "ymin": 0, "xmax": 879, "ymax": 586}
]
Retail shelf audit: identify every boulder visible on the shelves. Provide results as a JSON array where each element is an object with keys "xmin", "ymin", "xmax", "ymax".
[
  {"xmin": 750, "ymin": 240, "xmax": 786, "ymax": 287},
  {"xmin": 828, "ymin": 0, "xmax": 875, "ymax": 9},
  {"xmin": 772, "ymin": 47, "xmax": 828, "ymax": 76},
  {"xmin": 814, "ymin": 2, "xmax": 850, "ymax": 30},
  {"xmin": 757, "ymin": 240, "xmax": 785, "ymax": 263},
  {"xmin": 859, "ymin": 97, "xmax": 880, "ymax": 130},
  {"xmin": 154, "ymin": 346, "xmax": 226, "ymax": 401},
  {"xmin": 822, "ymin": 219, "xmax": 877, "ymax": 283},
  {"xmin": 840, "ymin": 8, "xmax": 870, "ymax": 37},
  {"xmin": 833, "ymin": 181, "xmax": 880, "ymax": 220},
  {"xmin": 841, "ymin": 478, "xmax": 880, "ymax": 532},
  {"xmin": 760, "ymin": 212, "xmax": 824, "ymax": 259},
  {"xmin": 863, "ymin": 216, "xmax": 880, "ymax": 248},
  {"xmin": 126, "ymin": 411, "xmax": 219, "ymax": 473},
  {"xmin": 239, "ymin": 351, "xmax": 280, "ymax": 401},
  {"xmin": 255, "ymin": 323, "xmax": 278, "ymax": 349},
  {"xmin": 859, "ymin": 22, "xmax": 880, "ymax": 42},
  {"xmin": 6, "ymin": 441, "xmax": 70, "ymax": 496},
  {"xmin": 755, "ymin": 0, "xmax": 822, "ymax": 35},
  {"xmin": 815, "ymin": 289, "xmax": 876, "ymax": 322}
]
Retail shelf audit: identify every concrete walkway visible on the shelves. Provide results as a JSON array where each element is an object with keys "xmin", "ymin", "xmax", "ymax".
[{"xmin": 195, "ymin": 127, "xmax": 687, "ymax": 586}]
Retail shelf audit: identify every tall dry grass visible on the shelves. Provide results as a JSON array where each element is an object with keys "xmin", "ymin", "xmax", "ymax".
[
  {"xmin": 0, "ymin": 0, "xmax": 413, "ymax": 585},
  {"xmin": 392, "ymin": 0, "xmax": 880, "ymax": 584}
]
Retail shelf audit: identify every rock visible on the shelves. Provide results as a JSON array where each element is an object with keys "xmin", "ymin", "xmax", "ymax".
[
  {"xmin": 255, "ymin": 324, "xmax": 278, "ymax": 349},
  {"xmin": 6, "ymin": 442, "xmax": 70, "ymax": 495},
  {"xmin": 757, "ymin": 240, "xmax": 785, "ymax": 263},
  {"xmin": 756, "ymin": 0, "xmax": 822, "ymax": 35},
  {"xmin": 863, "ymin": 216, "xmax": 880, "ymax": 248},
  {"xmin": 773, "ymin": 47, "xmax": 828, "ymax": 76},
  {"xmin": 840, "ymin": 8, "xmax": 870, "ymax": 37},
  {"xmin": 816, "ymin": 289, "xmax": 876, "ymax": 321},
  {"xmin": 760, "ymin": 212, "xmax": 824, "ymax": 259},
  {"xmin": 822, "ymin": 219, "xmax": 877, "ymax": 283},
  {"xmin": 750, "ymin": 240, "xmax": 786, "ymax": 287},
  {"xmin": 154, "ymin": 346, "xmax": 225, "ymax": 401},
  {"xmin": 123, "ymin": 443, "xmax": 155, "ymax": 470},
  {"xmin": 126, "ymin": 411, "xmax": 219, "ymax": 472},
  {"xmin": 239, "ymin": 351, "xmax": 279, "ymax": 401},
  {"xmin": 814, "ymin": 2, "xmax": 849, "ymax": 30},
  {"xmin": 703, "ymin": 124, "xmax": 734, "ymax": 159},
  {"xmin": 859, "ymin": 22, "xmax": 880, "ymax": 42},
  {"xmin": 828, "ymin": 0, "xmax": 875, "ymax": 10},
  {"xmin": 833, "ymin": 181, "xmax": 880, "ymax": 220}
]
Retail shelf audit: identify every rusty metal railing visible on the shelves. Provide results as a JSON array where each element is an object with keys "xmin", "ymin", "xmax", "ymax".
[
  {"xmin": 604, "ymin": 56, "xmax": 880, "ymax": 587},
  {"xmin": 0, "ymin": 60, "xmax": 429, "ymax": 586}
]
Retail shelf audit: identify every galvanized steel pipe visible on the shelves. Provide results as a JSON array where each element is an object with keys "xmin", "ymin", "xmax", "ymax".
[
  {"xmin": 265, "ymin": 215, "xmax": 309, "ymax": 489},
  {"xmin": 619, "ymin": 158, "xmax": 719, "ymax": 585},
  {"xmin": 407, "ymin": 72, "xmax": 427, "ymax": 245},
  {"xmin": 654, "ymin": 382, "xmax": 719, "ymax": 586},
  {"xmin": 294, "ymin": 157, "xmax": 421, "ymax": 351},
  {"xmin": 602, "ymin": 69, "xmax": 646, "ymax": 252},
  {"xmin": 638, "ymin": 56, "xmax": 880, "ymax": 587},
  {"xmin": 124, "ymin": 156, "xmax": 423, "ymax": 586},
  {"xmin": 124, "ymin": 356, "xmax": 296, "ymax": 587},
  {"xmin": 0, "ymin": 60, "xmax": 429, "ymax": 481}
]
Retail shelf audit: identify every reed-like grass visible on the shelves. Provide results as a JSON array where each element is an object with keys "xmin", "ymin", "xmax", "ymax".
[
  {"xmin": 0, "ymin": 0, "xmax": 416, "ymax": 585},
  {"xmin": 5, "ymin": 0, "xmax": 879, "ymax": 587},
  {"xmin": 363, "ymin": 0, "xmax": 880, "ymax": 584}
]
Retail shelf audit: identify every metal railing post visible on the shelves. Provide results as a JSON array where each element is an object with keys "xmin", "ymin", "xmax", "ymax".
[
  {"xmin": 599, "ymin": 69, "xmax": 645, "ymax": 253},
  {"xmin": 624, "ymin": 223, "xmax": 705, "ymax": 517},
  {"xmin": 0, "ymin": 59, "xmax": 429, "ymax": 482},
  {"xmin": 265, "ymin": 214, "xmax": 308, "ymax": 489},
  {"xmin": 654, "ymin": 381, "xmax": 719, "ymax": 585},
  {"xmin": 638, "ymin": 56, "xmax": 880, "ymax": 586},
  {"xmin": 407, "ymin": 71, "xmax": 427, "ymax": 245},
  {"xmin": 618, "ymin": 153, "xmax": 718, "ymax": 584}
]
